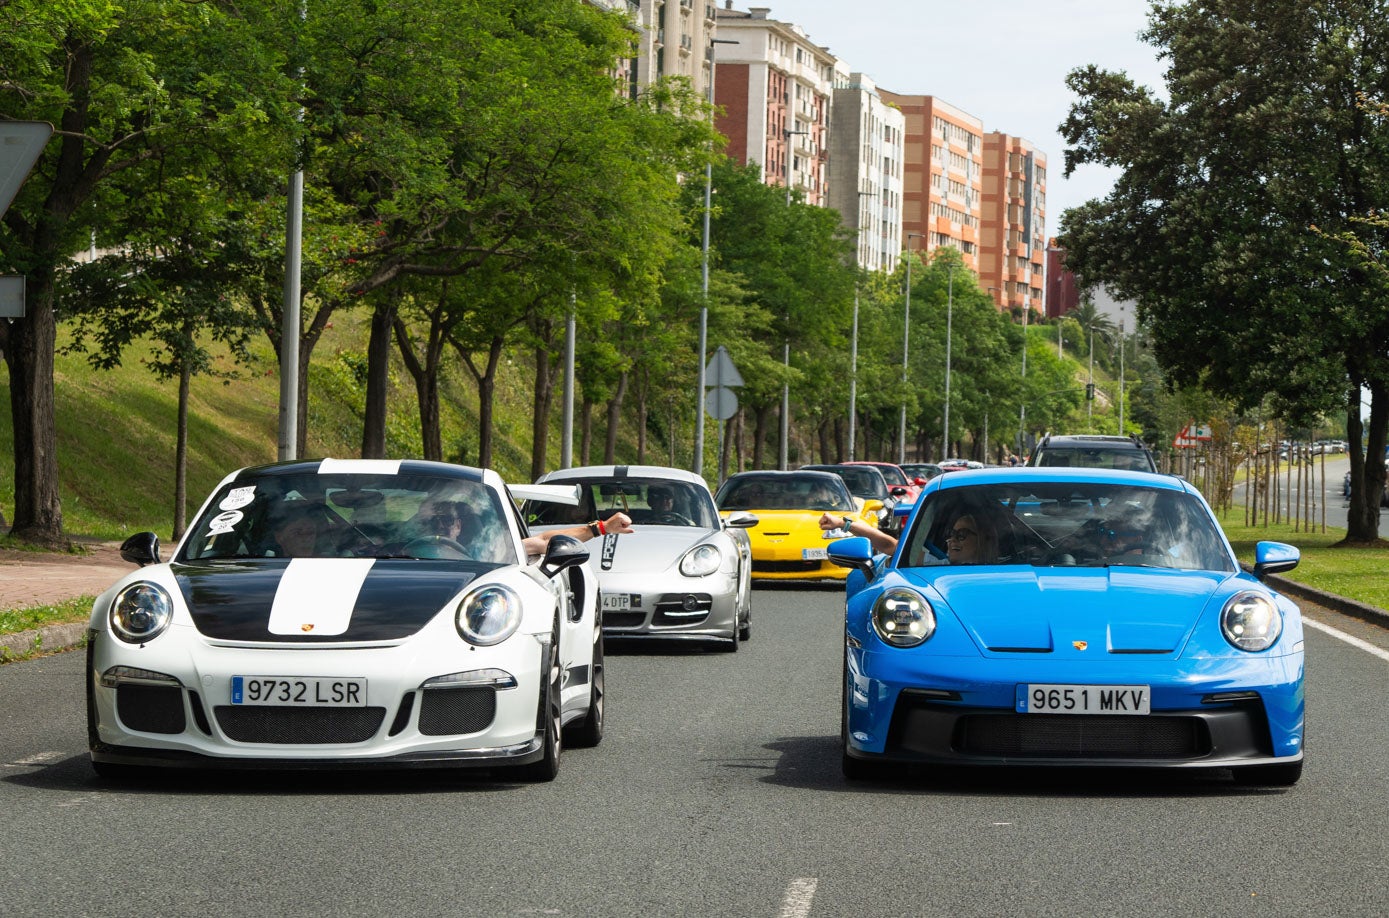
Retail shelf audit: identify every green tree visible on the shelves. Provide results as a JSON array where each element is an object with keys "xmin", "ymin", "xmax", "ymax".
[
  {"xmin": 1059, "ymin": 0, "xmax": 1389, "ymax": 542},
  {"xmin": 0, "ymin": 0, "xmax": 297, "ymax": 545}
]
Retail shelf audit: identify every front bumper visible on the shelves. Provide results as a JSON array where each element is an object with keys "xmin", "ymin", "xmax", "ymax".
[
  {"xmin": 597, "ymin": 572, "xmax": 739, "ymax": 639},
  {"xmin": 87, "ymin": 626, "xmax": 550, "ymax": 770},
  {"xmin": 845, "ymin": 647, "xmax": 1304, "ymax": 769}
]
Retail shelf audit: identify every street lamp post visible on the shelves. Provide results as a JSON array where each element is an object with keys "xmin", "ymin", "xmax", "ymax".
[
  {"xmin": 1019, "ymin": 302, "xmax": 1029, "ymax": 455},
  {"xmin": 899, "ymin": 233, "xmax": 923, "ymax": 465},
  {"xmin": 779, "ymin": 127, "xmax": 810, "ymax": 469},
  {"xmin": 694, "ymin": 37, "xmax": 739, "ymax": 477},
  {"xmin": 942, "ymin": 261, "xmax": 955, "ymax": 460}
]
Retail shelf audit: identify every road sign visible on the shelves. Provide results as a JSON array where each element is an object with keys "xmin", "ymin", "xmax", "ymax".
[
  {"xmin": 705, "ymin": 386, "xmax": 738, "ymax": 421},
  {"xmin": 0, "ymin": 276, "xmax": 25, "ymax": 318},
  {"xmin": 705, "ymin": 345, "xmax": 743, "ymax": 389},
  {"xmin": 0, "ymin": 121, "xmax": 53, "ymax": 218}
]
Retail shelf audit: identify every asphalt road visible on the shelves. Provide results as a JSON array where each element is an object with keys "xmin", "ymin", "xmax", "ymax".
[
  {"xmin": 2, "ymin": 584, "xmax": 1387, "ymax": 917},
  {"xmin": 1229, "ymin": 453, "xmax": 1356, "ymax": 531}
]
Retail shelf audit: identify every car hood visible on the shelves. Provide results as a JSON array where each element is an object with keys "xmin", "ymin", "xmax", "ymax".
[
  {"xmin": 172, "ymin": 559, "xmax": 482, "ymax": 642},
  {"xmin": 588, "ymin": 527, "xmax": 720, "ymax": 573},
  {"xmin": 905, "ymin": 566, "xmax": 1232, "ymax": 654}
]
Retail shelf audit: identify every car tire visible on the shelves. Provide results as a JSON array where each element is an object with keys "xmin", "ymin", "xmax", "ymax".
[
  {"xmin": 720, "ymin": 620, "xmax": 740, "ymax": 652},
  {"xmin": 738, "ymin": 613, "xmax": 751, "ymax": 643},
  {"xmin": 564, "ymin": 617, "xmax": 604, "ymax": 749},
  {"xmin": 517, "ymin": 617, "xmax": 563, "ymax": 782},
  {"xmin": 1237, "ymin": 760, "xmax": 1303, "ymax": 787},
  {"xmin": 841, "ymin": 656, "xmax": 878, "ymax": 782}
]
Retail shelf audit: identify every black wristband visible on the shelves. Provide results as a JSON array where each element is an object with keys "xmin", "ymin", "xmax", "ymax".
[{"xmin": 588, "ymin": 521, "xmax": 601, "ymax": 538}]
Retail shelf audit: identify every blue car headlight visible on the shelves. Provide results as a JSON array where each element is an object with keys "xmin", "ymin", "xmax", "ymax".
[
  {"xmin": 872, "ymin": 588, "xmax": 935, "ymax": 647},
  {"xmin": 679, "ymin": 544, "xmax": 721, "ymax": 577},
  {"xmin": 456, "ymin": 585, "xmax": 523, "ymax": 646},
  {"xmin": 109, "ymin": 583, "xmax": 174, "ymax": 644},
  {"xmin": 1221, "ymin": 591, "xmax": 1282, "ymax": 652}
]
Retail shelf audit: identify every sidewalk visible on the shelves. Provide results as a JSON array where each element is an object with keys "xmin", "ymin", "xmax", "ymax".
[{"xmin": 0, "ymin": 539, "xmax": 133, "ymax": 660}]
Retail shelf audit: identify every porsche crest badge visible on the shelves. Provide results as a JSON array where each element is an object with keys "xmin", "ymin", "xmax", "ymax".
[{"xmin": 1072, "ymin": 640, "xmax": 1088, "ymax": 651}]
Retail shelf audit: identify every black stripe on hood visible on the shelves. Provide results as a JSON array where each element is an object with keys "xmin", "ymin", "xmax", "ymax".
[{"xmin": 173, "ymin": 560, "xmax": 484, "ymax": 642}]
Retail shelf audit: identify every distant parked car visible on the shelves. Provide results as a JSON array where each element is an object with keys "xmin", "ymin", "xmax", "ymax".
[
  {"xmin": 843, "ymin": 461, "xmax": 923, "ymax": 504},
  {"xmin": 802, "ymin": 463, "xmax": 902, "ymax": 534}
]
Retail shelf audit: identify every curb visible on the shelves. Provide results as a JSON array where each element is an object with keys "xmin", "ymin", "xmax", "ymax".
[
  {"xmin": 1264, "ymin": 573, "xmax": 1389, "ymax": 630},
  {"xmin": 0, "ymin": 621, "xmax": 89, "ymax": 662}
]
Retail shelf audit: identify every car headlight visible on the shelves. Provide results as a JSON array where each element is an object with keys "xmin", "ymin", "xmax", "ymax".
[
  {"xmin": 872, "ymin": 588, "xmax": 935, "ymax": 647},
  {"xmin": 679, "ymin": 544, "xmax": 722, "ymax": 577},
  {"xmin": 456, "ymin": 585, "xmax": 523, "ymax": 646},
  {"xmin": 109, "ymin": 583, "xmax": 174, "ymax": 644},
  {"xmin": 1221, "ymin": 591, "xmax": 1282, "ymax": 652}
]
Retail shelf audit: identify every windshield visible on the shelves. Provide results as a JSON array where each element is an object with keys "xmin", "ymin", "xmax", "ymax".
[
  {"xmin": 1034, "ymin": 447, "xmax": 1155, "ymax": 472},
  {"xmin": 716, "ymin": 474, "xmax": 857, "ymax": 512},
  {"xmin": 524, "ymin": 477, "xmax": 719, "ymax": 529},
  {"xmin": 180, "ymin": 473, "xmax": 518, "ymax": 564},
  {"xmin": 871, "ymin": 464, "xmax": 909, "ymax": 486},
  {"xmin": 899, "ymin": 481, "xmax": 1234, "ymax": 571}
]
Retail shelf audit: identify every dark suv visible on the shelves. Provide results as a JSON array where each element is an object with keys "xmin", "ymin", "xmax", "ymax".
[{"xmin": 1027, "ymin": 434, "xmax": 1158, "ymax": 473}]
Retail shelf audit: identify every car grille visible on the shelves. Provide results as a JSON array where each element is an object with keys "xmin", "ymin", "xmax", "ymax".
[
  {"xmin": 652, "ymin": 593, "xmax": 712, "ymax": 626},
  {"xmin": 213, "ymin": 706, "xmax": 387, "ymax": 744},
  {"xmin": 604, "ymin": 611, "xmax": 647, "ymax": 628},
  {"xmin": 955, "ymin": 714, "xmax": 1208, "ymax": 758},
  {"xmin": 117, "ymin": 684, "xmax": 187, "ymax": 735},
  {"xmin": 753, "ymin": 560, "xmax": 823, "ymax": 574},
  {"xmin": 418, "ymin": 686, "xmax": 496, "ymax": 736}
]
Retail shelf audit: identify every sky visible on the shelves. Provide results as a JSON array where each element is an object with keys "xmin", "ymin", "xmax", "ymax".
[{"xmin": 768, "ymin": 0, "xmax": 1170, "ymax": 237}]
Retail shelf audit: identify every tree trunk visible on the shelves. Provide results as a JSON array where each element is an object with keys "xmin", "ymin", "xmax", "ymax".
[
  {"xmin": 293, "ymin": 300, "xmax": 338, "ymax": 458},
  {"xmin": 474, "ymin": 335, "xmax": 505, "ymax": 469},
  {"xmin": 173, "ymin": 362, "xmax": 190, "ymax": 540},
  {"xmin": 361, "ymin": 295, "xmax": 399, "ymax": 459},
  {"xmin": 603, "ymin": 371, "xmax": 629, "ymax": 464},
  {"xmin": 579, "ymin": 400, "xmax": 594, "ymax": 466},
  {"xmin": 1346, "ymin": 382, "xmax": 1387, "ymax": 542},
  {"xmin": 531, "ymin": 338, "xmax": 559, "ymax": 480},
  {"xmin": 635, "ymin": 367, "xmax": 648, "ymax": 465},
  {"xmin": 752, "ymin": 405, "xmax": 772, "ymax": 469},
  {"xmin": 393, "ymin": 313, "xmax": 446, "ymax": 462},
  {"xmin": 2, "ymin": 272, "xmax": 64, "ymax": 545}
]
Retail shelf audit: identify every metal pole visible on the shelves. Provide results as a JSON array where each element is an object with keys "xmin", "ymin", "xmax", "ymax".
[
  {"xmin": 943, "ymin": 263, "xmax": 954, "ymax": 459},
  {"xmin": 780, "ymin": 127, "xmax": 808, "ymax": 470},
  {"xmin": 279, "ymin": 1, "xmax": 307, "ymax": 462},
  {"xmin": 695, "ymin": 38, "xmax": 737, "ymax": 476},
  {"xmin": 1019, "ymin": 302, "xmax": 1029, "ymax": 454},
  {"xmin": 849, "ymin": 286, "xmax": 859, "ymax": 461},
  {"xmin": 561, "ymin": 300, "xmax": 575, "ymax": 467},
  {"xmin": 1119, "ymin": 318, "xmax": 1126, "ymax": 434},
  {"xmin": 1087, "ymin": 325, "xmax": 1094, "ymax": 430},
  {"xmin": 899, "ymin": 254, "xmax": 911, "ymax": 464}
]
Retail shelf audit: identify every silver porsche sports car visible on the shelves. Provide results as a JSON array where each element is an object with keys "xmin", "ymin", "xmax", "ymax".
[
  {"xmin": 526, "ymin": 466, "xmax": 756, "ymax": 651},
  {"xmin": 87, "ymin": 458, "xmax": 602, "ymax": 781}
]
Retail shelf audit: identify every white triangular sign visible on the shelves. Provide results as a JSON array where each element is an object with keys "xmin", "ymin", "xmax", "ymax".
[{"xmin": 0, "ymin": 122, "xmax": 54, "ymax": 218}]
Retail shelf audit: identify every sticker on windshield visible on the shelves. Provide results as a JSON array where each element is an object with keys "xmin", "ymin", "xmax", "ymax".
[
  {"xmin": 206, "ymin": 510, "xmax": 244, "ymax": 534},
  {"xmin": 219, "ymin": 486, "xmax": 256, "ymax": 511}
]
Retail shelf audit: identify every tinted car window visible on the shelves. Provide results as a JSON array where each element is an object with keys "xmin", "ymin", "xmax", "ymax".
[
  {"xmin": 715, "ymin": 473, "xmax": 857, "ymax": 512},
  {"xmin": 525, "ymin": 478, "xmax": 718, "ymax": 529},
  {"xmin": 899, "ymin": 481, "xmax": 1233, "ymax": 571}
]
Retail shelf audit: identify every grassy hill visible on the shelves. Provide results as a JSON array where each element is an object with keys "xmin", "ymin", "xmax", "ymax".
[{"xmin": 1, "ymin": 311, "xmax": 553, "ymax": 543}]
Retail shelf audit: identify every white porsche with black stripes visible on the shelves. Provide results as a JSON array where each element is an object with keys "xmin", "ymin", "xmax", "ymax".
[
  {"xmin": 86, "ymin": 458, "xmax": 603, "ymax": 781},
  {"xmin": 525, "ymin": 465, "xmax": 756, "ymax": 651}
]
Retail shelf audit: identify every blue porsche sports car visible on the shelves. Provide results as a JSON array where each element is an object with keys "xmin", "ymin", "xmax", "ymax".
[{"xmin": 829, "ymin": 467, "xmax": 1305, "ymax": 786}]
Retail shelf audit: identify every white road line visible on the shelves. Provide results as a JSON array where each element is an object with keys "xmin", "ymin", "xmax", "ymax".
[
  {"xmin": 1304, "ymin": 617, "xmax": 1389, "ymax": 663},
  {"xmin": 778, "ymin": 878, "xmax": 818, "ymax": 918}
]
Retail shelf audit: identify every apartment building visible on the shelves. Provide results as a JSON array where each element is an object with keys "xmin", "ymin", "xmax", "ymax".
[
  {"xmin": 980, "ymin": 132, "xmax": 1046, "ymax": 317},
  {"xmin": 828, "ymin": 71, "xmax": 905, "ymax": 273},
  {"xmin": 712, "ymin": 5, "xmax": 834, "ymax": 207},
  {"xmin": 880, "ymin": 92, "xmax": 985, "ymax": 273},
  {"xmin": 585, "ymin": 0, "xmax": 718, "ymax": 99}
]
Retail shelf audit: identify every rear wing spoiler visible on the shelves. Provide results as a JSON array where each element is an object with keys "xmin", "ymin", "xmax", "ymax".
[{"xmin": 510, "ymin": 483, "xmax": 582, "ymax": 506}]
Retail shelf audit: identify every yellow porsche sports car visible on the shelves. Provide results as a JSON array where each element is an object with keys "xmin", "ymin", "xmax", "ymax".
[{"xmin": 714, "ymin": 470, "xmax": 885, "ymax": 581}]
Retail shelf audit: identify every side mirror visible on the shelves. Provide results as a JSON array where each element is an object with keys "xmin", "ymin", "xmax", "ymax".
[
  {"xmin": 827, "ymin": 536, "xmax": 876, "ymax": 575},
  {"xmin": 1252, "ymin": 540, "xmax": 1299, "ymax": 580},
  {"xmin": 120, "ymin": 531, "xmax": 161, "ymax": 567},
  {"xmin": 723, "ymin": 511, "xmax": 758, "ymax": 529},
  {"xmin": 539, "ymin": 534, "xmax": 589, "ymax": 579},
  {"xmin": 889, "ymin": 486, "xmax": 908, "ymax": 498}
]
